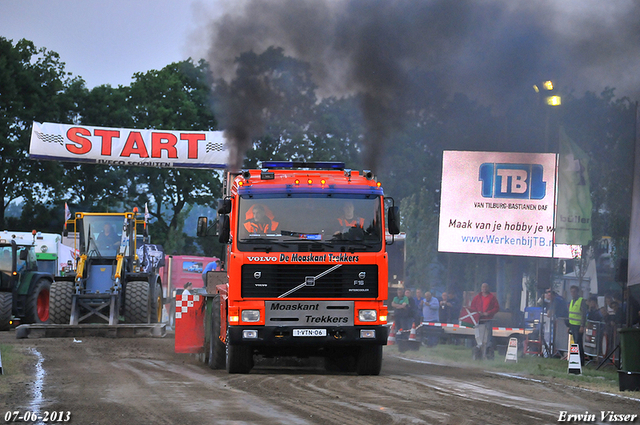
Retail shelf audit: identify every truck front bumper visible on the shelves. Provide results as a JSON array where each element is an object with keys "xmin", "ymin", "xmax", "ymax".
[{"xmin": 228, "ymin": 325, "xmax": 388, "ymax": 347}]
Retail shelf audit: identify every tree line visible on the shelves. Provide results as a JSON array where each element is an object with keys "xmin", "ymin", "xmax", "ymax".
[{"xmin": 1, "ymin": 37, "xmax": 636, "ymax": 299}]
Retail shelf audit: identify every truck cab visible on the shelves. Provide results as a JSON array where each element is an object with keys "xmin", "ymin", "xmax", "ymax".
[{"xmin": 197, "ymin": 161, "xmax": 400, "ymax": 374}]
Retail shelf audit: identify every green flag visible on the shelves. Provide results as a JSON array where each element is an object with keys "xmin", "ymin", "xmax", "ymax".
[{"xmin": 555, "ymin": 128, "xmax": 593, "ymax": 245}]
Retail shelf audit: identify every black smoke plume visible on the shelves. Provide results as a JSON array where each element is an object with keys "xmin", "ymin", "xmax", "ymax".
[{"xmin": 206, "ymin": 0, "xmax": 640, "ymax": 171}]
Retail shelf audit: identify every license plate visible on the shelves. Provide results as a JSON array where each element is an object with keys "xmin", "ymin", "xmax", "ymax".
[{"xmin": 293, "ymin": 329, "xmax": 326, "ymax": 337}]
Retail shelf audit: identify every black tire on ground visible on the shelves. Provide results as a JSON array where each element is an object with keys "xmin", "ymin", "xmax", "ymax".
[
  {"xmin": 324, "ymin": 350, "xmax": 357, "ymax": 373},
  {"xmin": 0, "ymin": 292, "xmax": 12, "ymax": 331},
  {"xmin": 49, "ymin": 281, "xmax": 74, "ymax": 325},
  {"xmin": 208, "ymin": 295, "xmax": 226, "ymax": 369},
  {"xmin": 124, "ymin": 281, "xmax": 150, "ymax": 324},
  {"xmin": 226, "ymin": 333, "xmax": 254, "ymax": 374},
  {"xmin": 355, "ymin": 345, "xmax": 383, "ymax": 375},
  {"xmin": 150, "ymin": 282, "xmax": 162, "ymax": 324},
  {"xmin": 25, "ymin": 279, "xmax": 52, "ymax": 324}
]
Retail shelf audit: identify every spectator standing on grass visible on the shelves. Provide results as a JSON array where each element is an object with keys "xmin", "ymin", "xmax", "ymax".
[
  {"xmin": 392, "ymin": 287, "xmax": 411, "ymax": 330},
  {"xmin": 414, "ymin": 288, "xmax": 425, "ymax": 323},
  {"xmin": 422, "ymin": 291, "xmax": 440, "ymax": 323},
  {"xmin": 404, "ymin": 289, "xmax": 418, "ymax": 327},
  {"xmin": 586, "ymin": 295, "xmax": 602, "ymax": 322},
  {"xmin": 470, "ymin": 283, "xmax": 500, "ymax": 360},
  {"xmin": 439, "ymin": 292, "xmax": 454, "ymax": 324},
  {"xmin": 446, "ymin": 289, "xmax": 462, "ymax": 324},
  {"xmin": 568, "ymin": 285, "xmax": 587, "ymax": 365}
]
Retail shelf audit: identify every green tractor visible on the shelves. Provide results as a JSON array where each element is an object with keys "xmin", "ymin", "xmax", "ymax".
[
  {"xmin": 0, "ymin": 234, "xmax": 55, "ymax": 330},
  {"xmin": 49, "ymin": 210, "xmax": 164, "ymax": 325}
]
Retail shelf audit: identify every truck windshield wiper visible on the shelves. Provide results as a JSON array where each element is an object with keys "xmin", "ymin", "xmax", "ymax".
[{"xmin": 277, "ymin": 264, "xmax": 343, "ymax": 298}]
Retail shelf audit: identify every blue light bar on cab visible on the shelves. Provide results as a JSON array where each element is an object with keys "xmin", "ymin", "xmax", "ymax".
[{"xmin": 261, "ymin": 161, "xmax": 345, "ymax": 170}]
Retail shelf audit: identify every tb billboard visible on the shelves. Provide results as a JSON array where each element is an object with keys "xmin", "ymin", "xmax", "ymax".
[{"xmin": 438, "ymin": 151, "xmax": 560, "ymax": 258}]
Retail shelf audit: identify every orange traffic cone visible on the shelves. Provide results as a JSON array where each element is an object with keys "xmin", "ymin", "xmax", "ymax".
[
  {"xmin": 408, "ymin": 323, "xmax": 417, "ymax": 341},
  {"xmin": 387, "ymin": 322, "xmax": 396, "ymax": 345}
]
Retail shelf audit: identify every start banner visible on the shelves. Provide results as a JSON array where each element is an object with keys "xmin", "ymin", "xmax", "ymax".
[{"xmin": 29, "ymin": 121, "xmax": 229, "ymax": 169}]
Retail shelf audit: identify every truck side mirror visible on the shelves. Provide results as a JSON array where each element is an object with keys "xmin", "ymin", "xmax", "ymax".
[
  {"xmin": 387, "ymin": 206, "xmax": 400, "ymax": 235},
  {"xmin": 197, "ymin": 217, "xmax": 208, "ymax": 237},
  {"xmin": 218, "ymin": 199, "xmax": 231, "ymax": 215},
  {"xmin": 63, "ymin": 228, "xmax": 68, "ymax": 237},
  {"xmin": 218, "ymin": 215, "xmax": 230, "ymax": 244},
  {"xmin": 19, "ymin": 249, "xmax": 28, "ymax": 261}
]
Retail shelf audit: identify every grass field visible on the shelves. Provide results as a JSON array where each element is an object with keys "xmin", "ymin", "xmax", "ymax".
[{"xmin": 386, "ymin": 340, "xmax": 625, "ymax": 393}]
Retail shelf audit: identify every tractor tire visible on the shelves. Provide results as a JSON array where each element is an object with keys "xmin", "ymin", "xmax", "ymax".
[
  {"xmin": 208, "ymin": 295, "xmax": 226, "ymax": 370},
  {"xmin": 124, "ymin": 281, "xmax": 150, "ymax": 324},
  {"xmin": 150, "ymin": 282, "xmax": 162, "ymax": 324},
  {"xmin": 355, "ymin": 345, "xmax": 383, "ymax": 375},
  {"xmin": 0, "ymin": 292, "xmax": 12, "ymax": 331},
  {"xmin": 49, "ymin": 281, "xmax": 74, "ymax": 325},
  {"xmin": 25, "ymin": 279, "xmax": 51, "ymax": 324}
]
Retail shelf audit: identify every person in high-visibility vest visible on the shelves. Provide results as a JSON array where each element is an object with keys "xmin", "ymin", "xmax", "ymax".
[{"xmin": 568, "ymin": 285, "xmax": 588, "ymax": 364}]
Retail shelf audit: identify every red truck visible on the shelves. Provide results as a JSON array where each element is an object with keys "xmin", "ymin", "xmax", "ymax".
[{"xmin": 175, "ymin": 161, "xmax": 400, "ymax": 375}]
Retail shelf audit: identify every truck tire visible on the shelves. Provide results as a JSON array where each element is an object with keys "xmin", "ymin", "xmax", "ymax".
[
  {"xmin": 208, "ymin": 295, "xmax": 226, "ymax": 369},
  {"xmin": 150, "ymin": 282, "xmax": 162, "ymax": 324},
  {"xmin": 226, "ymin": 343, "xmax": 253, "ymax": 374},
  {"xmin": 49, "ymin": 281, "xmax": 74, "ymax": 325},
  {"xmin": 0, "ymin": 292, "xmax": 12, "ymax": 331},
  {"xmin": 25, "ymin": 279, "xmax": 51, "ymax": 324},
  {"xmin": 355, "ymin": 345, "xmax": 383, "ymax": 375},
  {"xmin": 124, "ymin": 281, "xmax": 150, "ymax": 324}
]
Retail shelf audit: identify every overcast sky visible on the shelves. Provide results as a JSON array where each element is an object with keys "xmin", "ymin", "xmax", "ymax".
[{"xmin": 0, "ymin": 0, "xmax": 218, "ymax": 88}]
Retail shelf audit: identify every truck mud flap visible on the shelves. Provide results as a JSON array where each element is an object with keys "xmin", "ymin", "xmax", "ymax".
[{"xmin": 14, "ymin": 323, "xmax": 166, "ymax": 339}]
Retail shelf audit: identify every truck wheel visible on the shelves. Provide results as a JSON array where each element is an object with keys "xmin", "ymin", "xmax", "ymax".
[
  {"xmin": 25, "ymin": 279, "xmax": 51, "ymax": 324},
  {"xmin": 0, "ymin": 292, "xmax": 12, "ymax": 331},
  {"xmin": 226, "ymin": 343, "xmax": 253, "ymax": 374},
  {"xmin": 149, "ymin": 282, "xmax": 162, "ymax": 324},
  {"xmin": 49, "ymin": 281, "xmax": 74, "ymax": 325},
  {"xmin": 208, "ymin": 295, "xmax": 226, "ymax": 369},
  {"xmin": 355, "ymin": 345, "xmax": 383, "ymax": 375},
  {"xmin": 324, "ymin": 350, "xmax": 356, "ymax": 373},
  {"xmin": 124, "ymin": 281, "xmax": 150, "ymax": 323}
]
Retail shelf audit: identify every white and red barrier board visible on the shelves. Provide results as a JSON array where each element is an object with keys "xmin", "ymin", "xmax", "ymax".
[
  {"xmin": 174, "ymin": 295, "xmax": 205, "ymax": 354},
  {"xmin": 30, "ymin": 121, "xmax": 229, "ymax": 169}
]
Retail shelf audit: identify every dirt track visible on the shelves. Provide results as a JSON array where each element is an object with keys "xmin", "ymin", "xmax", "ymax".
[{"xmin": 1, "ymin": 331, "xmax": 638, "ymax": 425}]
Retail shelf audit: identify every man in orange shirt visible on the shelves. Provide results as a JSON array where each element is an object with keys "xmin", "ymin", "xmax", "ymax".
[{"xmin": 244, "ymin": 204, "xmax": 279, "ymax": 234}]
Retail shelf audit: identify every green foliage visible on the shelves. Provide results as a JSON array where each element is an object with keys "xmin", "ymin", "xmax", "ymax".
[{"xmin": 0, "ymin": 37, "xmax": 77, "ymax": 226}]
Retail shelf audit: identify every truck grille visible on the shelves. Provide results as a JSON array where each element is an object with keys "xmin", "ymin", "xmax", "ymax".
[{"xmin": 241, "ymin": 264, "xmax": 378, "ymax": 298}]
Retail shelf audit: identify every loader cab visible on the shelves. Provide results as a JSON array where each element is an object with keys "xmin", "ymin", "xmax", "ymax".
[{"xmin": 78, "ymin": 215, "xmax": 127, "ymax": 259}]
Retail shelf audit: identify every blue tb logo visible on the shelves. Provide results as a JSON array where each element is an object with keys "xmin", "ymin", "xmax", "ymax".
[{"xmin": 479, "ymin": 163, "xmax": 546, "ymax": 199}]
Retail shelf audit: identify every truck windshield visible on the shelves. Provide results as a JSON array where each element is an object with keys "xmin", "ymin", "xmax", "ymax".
[
  {"xmin": 237, "ymin": 194, "xmax": 382, "ymax": 252},
  {"xmin": 81, "ymin": 216, "xmax": 125, "ymax": 257}
]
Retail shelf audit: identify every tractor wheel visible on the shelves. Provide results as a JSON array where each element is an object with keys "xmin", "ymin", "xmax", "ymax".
[
  {"xmin": 124, "ymin": 281, "xmax": 150, "ymax": 324},
  {"xmin": 150, "ymin": 282, "xmax": 162, "ymax": 324},
  {"xmin": 25, "ymin": 279, "xmax": 51, "ymax": 324},
  {"xmin": 49, "ymin": 281, "xmax": 74, "ymax": 325},
  {"xmin": 355, "ymin": 345, "xmax": 383, "ymax": 375},
  {"xmin": 0, "ymin": 292, "xmax": 12, "ymax": 331},
  {"xmin": 208, "ymin": 295, "xmax": 226, "ymax": 369}
]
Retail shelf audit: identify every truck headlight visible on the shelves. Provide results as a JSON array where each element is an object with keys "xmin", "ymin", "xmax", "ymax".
[
  {"xmin": 358, "ymin": 309, "xmax": 377, "ymax": 322},
  {"xmin": 241, "ymin": 310, "xmax": 260, "ymax": 322}
]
